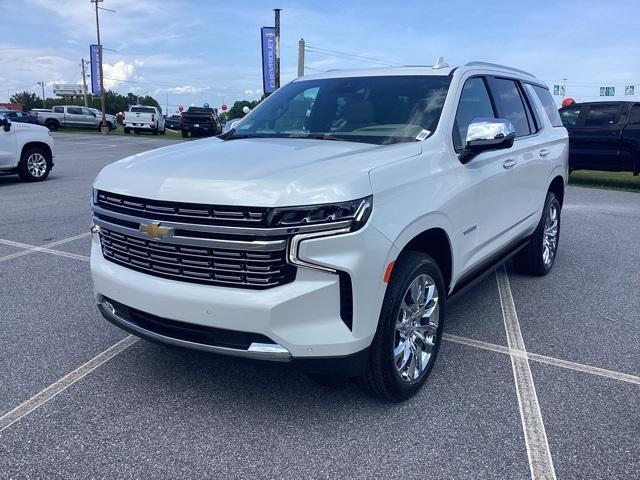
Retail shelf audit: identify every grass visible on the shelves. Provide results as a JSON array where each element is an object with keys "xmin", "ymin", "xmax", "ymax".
[
  {"xmin": 53, "ymin": 124, "xmax": 188, "ymax": 140},
  {"xmin": 569, "ymin": 170, "xmax": 640, "ymax": 193}
]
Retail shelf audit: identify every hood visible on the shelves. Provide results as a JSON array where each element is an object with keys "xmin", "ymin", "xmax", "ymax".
[
  {"xmin": 94, "ymin": 137, "xmax": 421, "ymax": 206},
  {"xmin": 11, "ymin": 121, "xmax": 49, "ymax": 134}
]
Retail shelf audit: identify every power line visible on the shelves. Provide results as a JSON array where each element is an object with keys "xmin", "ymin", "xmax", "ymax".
[{"xmin": 304, "ymin": 45, "xmax": 402, "ymax": 67}]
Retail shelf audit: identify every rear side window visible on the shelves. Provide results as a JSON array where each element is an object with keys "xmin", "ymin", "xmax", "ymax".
[
  {"xmin": 584, "ymin": 105, "xmax": 620, "ymax": 127},
  {"xmin": 453, "ymin": 77, "xmax": 495, "ymax": 150},
  {"xmin": 629, "ymin": 105, "xmax": 640, "ymax": 125},
  {"xmin": 67, "ymin": 107, "xmax": 83, "ymax": 115},
  {"xmin": 530, "ymin": 85, "xmax": 563, "ymax": 127},
  {"xmin": 489, "ymin": 78, "xmax": 531, "ymax": 137},
  {"xmin": 559, "ymin": 106, "xmax": 581, "ymax": 126},
  {"xmin": 53, "ymin": 106, "xmax": 64, "ymax": 113}
]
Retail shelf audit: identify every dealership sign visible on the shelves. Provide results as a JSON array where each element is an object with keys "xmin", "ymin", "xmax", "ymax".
[
  {"xmin": 261, "ymin": 27, "xmax": 276, "ymax": 94},
  {"xmin": 53, "ymin": 84, "xmax": 85, "ymax": 96},
  {"xmin": 600, "ymin": 86, "xmax": 615, "ymax": 96},
  {"xmin": 90, "ymin": 44, "xmax": 102, "ymax": 95},
  {"xmin": 625, "ymin": 85, "xmax": 635, "ymax": 95},
  {"xmin": 553, "ymin": 84, "xmax": 565, "ymax": 96}
]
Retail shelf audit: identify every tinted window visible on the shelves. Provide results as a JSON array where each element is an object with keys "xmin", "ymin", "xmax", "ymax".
[
  {"xmin": 531, "ymin": 85, "xmax": 563, "ymax": 127},
  {"xmin": 490, "ymin": 78, "xmax": 531, "ymax": 137},
  {"xmin": 234, "ymin": 75, "xmax": 452, "ymax": 145},
  {"xmin": 453, "ymin": 77, "xmax": 495, "ymax": 150},
  {"xmin": 629, "ymin": 105, "xmax": 640, "ymax": 125},
  {"xmin": 130, "ymin": 107, "xmax": 156, "ymax": 114},
  {"xmin": 82, "ymin": 108, "xmax": 94, "ymax": 116},
  {"xmin": 559, "ymin": 106, "xmax": 581, "ymax": 126},
  {"xmin": 67, "ymin": 107, "xmax": 83, "ymax": 115},
  {"xmin": 584, "ymin": 105, "xmax": 620, "ymax": 127},
  {"xmin": 53, "ymin": 106, "xmax": 64, "ymax": 113}
]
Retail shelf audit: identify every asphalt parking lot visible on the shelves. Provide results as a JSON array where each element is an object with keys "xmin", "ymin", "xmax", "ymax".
[{"xmin": 0, "ymin": 133, "xmax": 638, "ymax": 479}]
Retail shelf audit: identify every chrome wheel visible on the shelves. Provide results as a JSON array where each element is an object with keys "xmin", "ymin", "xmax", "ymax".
[
  {"xmin": 394, "ymin": 274, "xmax": 440, "ymax": 382},
  {"xmin": 26, "ymin": 152, "xmax": 47, "ymax": 178},
  {"xmin": 542, "ymin": 202, "xmax": 559, "ymax": 267}
]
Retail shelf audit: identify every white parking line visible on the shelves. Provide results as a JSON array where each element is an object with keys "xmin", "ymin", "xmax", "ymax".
[
  {"xmin": 0, "ymin": 233, "xmax": 90, "ymax": 262},
  {"xmin": 443, "ymin": 334, "xmax": 640, "ymax": 386},
  {"xmin": 496, "ymin": 266, "xmax": 557, "ymax": 480},
  {"xmin": 0, "ymin": 335, "xmax": 138, "ymax": 433}
]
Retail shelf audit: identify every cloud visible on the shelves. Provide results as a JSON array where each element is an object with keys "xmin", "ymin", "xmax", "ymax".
[
  {"xmin": 167, "ymin": 85, "xmax": 207, "ymax": 95},
  {"xmin": 244, "ymin": 89, "xmax": 263, "ymax": 95},
  {"xmin": 102, "ymin": 61, "xmax": 137, "ymax": 88}
]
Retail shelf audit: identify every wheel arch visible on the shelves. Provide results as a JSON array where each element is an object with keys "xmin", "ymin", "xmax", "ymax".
[
  {"xmin": 397, "ymin": 227, "xmax": 453, "ymax": 293},
  {"xmin": 21, "ymin": 141, "xmax": 52, "ymax": 161},
  {"xmin": 548, "ymin": 175, "xmax": 565, "ymax": 207}
]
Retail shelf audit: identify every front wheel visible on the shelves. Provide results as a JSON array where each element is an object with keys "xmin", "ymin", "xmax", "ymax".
[
  {"xmin": 17, "ymin": 147, "xmax": 52, "ymax": 182},
  {"xmin": 362, "ymin": 251, "xmax": 445, "ymax": 401},
  {"xmin": 513, "ymin": 191, "xmax": 561, "ymax": 276}
]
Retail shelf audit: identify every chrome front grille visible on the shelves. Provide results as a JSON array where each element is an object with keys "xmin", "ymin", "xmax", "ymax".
[
  {"xmin": 96, "ymin": 190, "xmax": 269, "ymax": 226},
  {"xmin": 93, "ymin": 191, "xmax": 296, "ymax": 289},
  {"xmin": 99, "ymin": 227, "xmax": 294, "ymax": 288}
]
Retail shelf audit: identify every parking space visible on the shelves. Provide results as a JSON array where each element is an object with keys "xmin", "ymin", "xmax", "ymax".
[{"xmin": 0, "ymin": 133, "xmax": 638, "ymax": 479}]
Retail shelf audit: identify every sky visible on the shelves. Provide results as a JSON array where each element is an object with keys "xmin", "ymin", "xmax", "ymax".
[{"xmin": 1, "ymin": 0, "xmax": 639, "ymax": 113}]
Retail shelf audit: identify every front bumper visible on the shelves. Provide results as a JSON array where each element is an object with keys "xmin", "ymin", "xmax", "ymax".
[{"xmin": 91, "ymin": 223, "xmax": 394, "ymax": 361}]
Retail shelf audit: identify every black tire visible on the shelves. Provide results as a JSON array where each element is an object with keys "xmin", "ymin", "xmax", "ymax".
[
  {"xmin": 362, "ymin": 251, "xmax": 446, "ymax": 401},
  {"xmin": 124, "ymin": 127, "xmax": 130, "ymax": 134},
  {"xmin": 106, "ymin": 122, "xmax": 114, "ymax": 130},
  {"xmin": 17, "ymin": 146, "xmax": 52, "ymax": 182},
  {"xmin": 181, "ymin": 130, "xmax": 189, "ymax": 138},
  {"xmin": 152, "ymin": 129, "xmax": 159, "ymax": 135},
  {"xmin": 45, "ymin": 120, "xmax": 58, "ymax": 131},
  {"xmin": 513, "ymin": 191, "xmax": 561, "ymax": 276}
]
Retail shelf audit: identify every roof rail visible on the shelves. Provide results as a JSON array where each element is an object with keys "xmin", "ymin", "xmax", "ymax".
[{"xmin": 464, "ymin": 61, "xmax": 536, "ymax": 78}]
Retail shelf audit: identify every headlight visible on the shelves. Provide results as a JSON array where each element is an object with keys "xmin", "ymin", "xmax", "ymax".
[
  {"xmin": 268, "ymin": 196, "xmax": 372, "ymax": 232},
  {"xmin": 284, "ymin": 196, "xmax": 373, "ymax": 273}
]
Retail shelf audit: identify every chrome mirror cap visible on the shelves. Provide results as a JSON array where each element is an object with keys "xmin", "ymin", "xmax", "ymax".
[
  {"xmin": 466, "ymin": 117, "xmax": 516, "ymax": 148},
  {"xmin": 460, "ymin": 118, "xmax": 516, "ymax": 163}
]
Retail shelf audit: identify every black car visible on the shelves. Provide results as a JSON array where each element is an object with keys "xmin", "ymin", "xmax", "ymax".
[
  {"xmin": 560, "ymin": 101, "xmax": 640, "ymax": 175},
  {"xmin": 165, "ymin": 114, "xmax": 181, "ymax": 130},
  {"xmin": 1, "ymin": 110, "xmax": 38, "ymax": 124},
  {"xmin": 180, "ymin": 107, "xmax": 220, "ymax": 137}
]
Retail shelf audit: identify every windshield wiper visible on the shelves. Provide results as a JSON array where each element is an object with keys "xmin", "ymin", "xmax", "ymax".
[{"xmin": 301, "ymin": 133, "xmax": 366, "ymax": 143}]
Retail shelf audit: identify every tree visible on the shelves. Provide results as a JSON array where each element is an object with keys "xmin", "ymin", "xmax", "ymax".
[
  {"xmin": 9, "ymin": 91, "xmax": 41, "ymax": 111},
  {"xmin": 228, "ymin": 100, "xmax": 261, "ymax": 120}
]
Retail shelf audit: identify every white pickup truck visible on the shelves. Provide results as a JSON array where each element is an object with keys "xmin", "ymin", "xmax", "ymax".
[
  {"xmin": 0, "ymin": 115, "xmax": 55, "ymax": 181},
  {"xmin": 123, "ymin": 106, "xmax": 165, "ymax": 135}
]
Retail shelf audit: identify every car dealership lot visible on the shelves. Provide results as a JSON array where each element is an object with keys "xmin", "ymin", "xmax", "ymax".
[{"xmin": 0, "ymin": 133, "xmax": 638, "ymax": 479}]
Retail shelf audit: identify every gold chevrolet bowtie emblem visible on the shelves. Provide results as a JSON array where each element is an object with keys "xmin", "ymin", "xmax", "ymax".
[{"xmin": 139, "ymin": 222, "xmax": 172, "ymax": 239}]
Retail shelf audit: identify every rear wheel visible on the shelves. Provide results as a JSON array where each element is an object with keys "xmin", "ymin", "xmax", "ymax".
[
  {"xmin": 123, "ymin": 127, "xmax": 130, "ymax": 134},
  {"xmin": 44, "ymin": 120, "xmax": 58, "ymax": 131},
  {"xmin": 513, "ymin": 191, "xmax": 560, "ymax": 276},
  {"xmin": 362, "ymin": 251, "xmax": 445, "ymax": 401},
  {"xmin": 181, "ymin": 129, "xmax": 189, "ymax": 138},
  {"xmin": 18, "ymin": 147, "xmax": 52, "ymax": 182}
]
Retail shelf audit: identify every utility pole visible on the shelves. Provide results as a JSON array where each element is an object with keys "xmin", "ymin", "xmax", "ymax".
[
  {"xmin": 92, "ymin": 0, "xmax": 107, "ymax": 134},
  {"xmin": 37, "ymin": 81, "xmax": 45, "ymax": 108},
  {"xmin": 80, "ymin": 59, "xmax": 89, "ymax": 107},
  {"xmin": 562, "ymin": 78, "xmax": 567, "ymax": 100},
  {"xmin": 274, "ymin": 8, "xmax": 281, "ymax": 89},
  {"xmin": 297, "ymin": 38, "xmax": 305, "ymax": 77},
  {"xmin": 166, "ymin": 91, "xmax": 169, "ymax": 115}
]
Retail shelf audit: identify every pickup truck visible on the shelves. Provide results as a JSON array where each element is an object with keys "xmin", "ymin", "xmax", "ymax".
[
  {"xmin": 37, "ymin": 106, "xmax": 115, "ymax": 131},
  {"xmin": 560, "ymin": 101, "xmax": 640, "ymax": 175},
  {"xmin": 0, "ymin": 115, "xmax": 55, "ymax": 181},
  {"xmin": 124, "ymin": 106, "xmax": 165, "ymax": 135},
  {"xmin": 180, "ymin": 106, "xmax": 220, "ymax": 137}
]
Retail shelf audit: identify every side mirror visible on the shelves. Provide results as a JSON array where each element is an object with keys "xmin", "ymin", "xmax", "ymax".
[
  {"xmin": 459, "ymin": 118, "xmax": 515, "ymax": 163},
  {"xmin": 0, "ymin": 118, "xmax": 10, "ymax": 132}
]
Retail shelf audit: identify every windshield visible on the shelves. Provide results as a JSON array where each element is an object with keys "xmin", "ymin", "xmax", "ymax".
[
  {"xmin": 130, "ymin": 107, "xmax": 155, "ymax": 114},
  {"xmin": 231, "ymin": 75, "xmax": 451, "ymax": 144}
]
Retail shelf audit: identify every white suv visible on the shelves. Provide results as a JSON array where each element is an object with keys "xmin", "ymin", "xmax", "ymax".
[{"xmin": 90, "ymin": 61, "xmax": 567, "ymax": 400}]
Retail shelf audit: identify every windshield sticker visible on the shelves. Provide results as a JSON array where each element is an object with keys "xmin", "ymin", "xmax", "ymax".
[{"xmin": 416, "ymin": 129, "xmax": 431, "ymax": 141}]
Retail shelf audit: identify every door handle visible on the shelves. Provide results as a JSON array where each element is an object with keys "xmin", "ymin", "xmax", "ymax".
[
  {"xmin": 503, "ymin": 158, "xmax": 518, "ymax": 169},
  {"xmin": 539, "ymin": 149, "xmax": 550, "ymax": 157}
]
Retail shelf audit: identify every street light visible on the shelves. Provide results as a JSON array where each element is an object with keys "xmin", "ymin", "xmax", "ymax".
[{"xmin": 36, "ymin": 81, "xmax": 45, "ymax": 108}]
